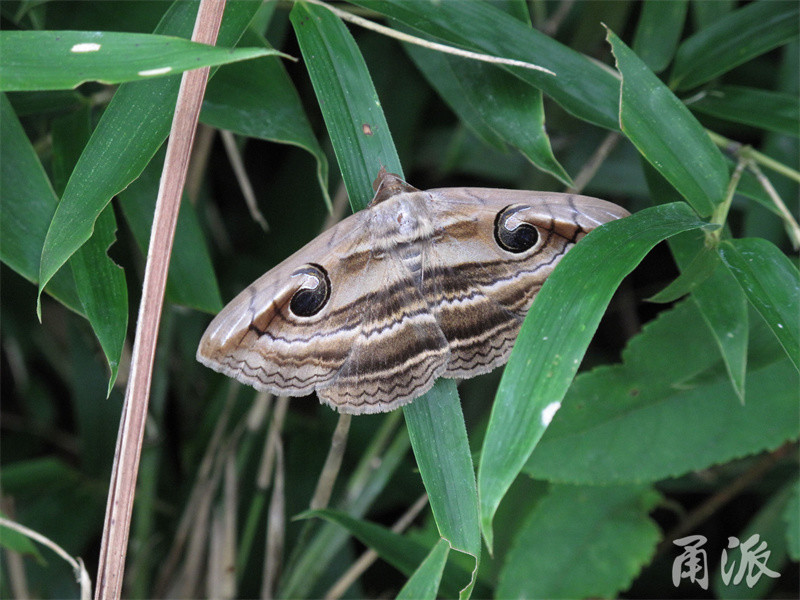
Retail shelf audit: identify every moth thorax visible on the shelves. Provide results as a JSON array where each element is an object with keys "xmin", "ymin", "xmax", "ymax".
[
  {"xmin": 396, "ymin": 209, "xmax": 420, "ymax": 236},
  {"xmin": 399, "ymin": 198, "xmax": 435, "ymax": 236}
]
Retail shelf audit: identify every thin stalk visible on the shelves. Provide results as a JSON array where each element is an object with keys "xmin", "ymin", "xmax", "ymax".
[
  {"xmin": 93, "ymin": 2, "xmax": 226, "ymax": 597},
  {"xmin": 707, "ymin": 158, "xmax": 746, "ymax": 246}
]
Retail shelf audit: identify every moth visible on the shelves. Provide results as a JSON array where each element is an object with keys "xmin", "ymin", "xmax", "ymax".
[{"xmin": 197, "ymin": 169, "xmax": 629, "ymax": 414}]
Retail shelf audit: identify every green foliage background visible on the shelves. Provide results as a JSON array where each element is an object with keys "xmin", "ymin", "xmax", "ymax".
[{"xmin": 1, "ymin": 1, "xmax": 798, "ymax": 598}]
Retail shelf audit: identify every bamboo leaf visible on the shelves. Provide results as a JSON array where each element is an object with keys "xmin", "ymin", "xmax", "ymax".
[
  {"xmin": 291, "ymin": 4, "xmax": 480, "ymax": 595},
  {"xmin": 36, "ymin": 0, "xmax": 261, "ymax": 314},
  {"xmin": 671, "ymin": 0, "xmax": 800, "ymax": 90},
  {"xmin": 719, "ymin": 238, "xmax": 800, "ymax": 372},
  {"xmin": 0, "ymin": 30, "xmax": 281, "ymax": 91},
  {"xmin": 478, "ymin": 203, "xmax": 708, "ymax": 548},
  {"xmin": 608, "ymin": 27, "xmax": 728, "ymax": 217}
]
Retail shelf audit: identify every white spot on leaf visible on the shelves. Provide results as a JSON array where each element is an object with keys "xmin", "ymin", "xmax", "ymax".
[
  {"xmin": 138, "ymin": 66, "xmax": 172, "ymax": 77},
  {"xmin": 541, "ymin": 401, "xmax": 561, "ymax": 426},
  {"xmin": 71, "ymin": 43, "xmax": 101, "ymax": 53}
]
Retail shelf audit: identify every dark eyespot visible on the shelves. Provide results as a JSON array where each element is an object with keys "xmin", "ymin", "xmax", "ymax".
[
  {"xmin": 494, "ymin": 205, "xmax": 539, "ymax": 253},
  {"xmin": 289, "ymin": 263, "xmax": 330, "ymax": 317}
]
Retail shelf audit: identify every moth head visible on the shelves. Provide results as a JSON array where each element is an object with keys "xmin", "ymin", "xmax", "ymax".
[
  {"xmin": 288, "ymin": 263, "xmax": 331, "ymax": 318},
  {"xmin": 494, "ymin": 205, "xmax": 541, "ymax": 253},
  {"xmin": 369, "ymin": 167, "xmax": 419, "ymax": 206}
]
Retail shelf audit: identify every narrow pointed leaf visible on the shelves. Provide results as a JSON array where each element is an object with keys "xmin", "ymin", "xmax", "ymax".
[
  {"xmin": 117, "ymin": 149, "xmax": 221, "ymax": 313},
  {"xmin": 397, "ymin": 539, "xmax": 451, "ymax": 600},
  {"xmin": 404, "ymin": 42, "xmax": 506, "ymax": 151},
  {"xmin": 0, "ymin": 94, "xmax": 82, "ymax": 314},
  {"xmin": 478, "ymin": 203, "xmax": 708, "ymax": 547},
  {"xmin": 297, "ymin": 509, "xmax": 430, "ymax": 576},
  {"xmin": 404, "ymin": 44, "xmax": 570, "ymax": 185},
  {"xmin": 291, "ymin": 5, "xmax": 480, "ymax": 593},
  {"xmin": 632, "ymin": 0, "xmax": 688, "ymax": 73},
  {"xmin": 671, "ymin": 0, "xmax": 800, "ymax": 91},
  {"xmin": 51, "ymin": 105, "xmax": 127, "ymax": 393},
  {"xmin": 404, "ymin": 380, "xmax": 481, "ymax": 559},
  {"xmin": 647, "ymin": 243, "xmax": 719, "ymax": 303},
  {"xmin": 69, "ymin": 207, "xmax": 127, "ymax": 393},
  {"xmin": 608, "ymin": 28, "xmax": 727, "ymax": 217},
  {"xmin": 290, "ymin": 1, "xmax": 399, "ymax": 208},
  {"xmin": 719, "ymin": 238, "xmax": 800, "ymax": 372},
  {"xmin": 351, "ymin": 0, "xmax": 620, "ymax": 130},
  {"xmin": 689, "ymin": 86, "xmax": 800, "ymax": 137},
  {"xmin": 298, "ymin": 510, "xmax": 467, "ymax": 599},
  {"xmin": 692, "ymin": 264, "xmax": 748, "ymax": 402},
  {"xmin": 200, "ymin": 30, "xmax": 330, "ymax": 209},
  {"xmin": 0, "ymin": 30, "xmax": 280, "ymax": 92},
  {"xmin": 665, "ymin": 231, "xmax": 748, "ymax": 401},
  {"xmin": 36, "ymin": 0, "xmax": 261, "ymax": 311}
]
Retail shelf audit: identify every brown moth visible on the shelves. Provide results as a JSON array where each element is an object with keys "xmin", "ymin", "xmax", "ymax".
[{"xmin": 197, "ymin": 169, "xmax": 629, "ymax": 414}]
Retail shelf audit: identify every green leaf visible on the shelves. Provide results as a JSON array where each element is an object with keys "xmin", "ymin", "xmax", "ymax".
[
  {"xmin": 489, "ymin": 0, "xmax": 531, "ymax": 25},
  {"xmin": 200, "ymin": 29, "xmax": 331, "ymax": 210},
  {"xmin": 0, "ymin": 457, "xmax": 82, "ymax": 491},
  {"xmin": 0, "ymin": 30, "xmax": 281, "ymax": 91},
  {"xmin": 404, "ymin": 380, "xmax": 481, "ymax": 559},
  {"xmin": 298, "ymin": 509, "xmax": 430, "ymax": 576},
  {"xmin": 671, "ymin": 0, "xmax": 800, "ymax": 91},
  {"xmin": 525, "ymin": 299, "xmax": 799, "ymax": 484},
  {"xmin": 689, "ymin": 86, "xmax": 800, "ymax": 138},
  {"xmin": 690, "ymin": 0, "xmax": 735, "ymax": 30},
  {"xmin": 6, "ymin": 89, "xmax": 84, "ymax": 117},
  {"xmin": 397, "ymin": 538, "xmax": 451, "ymax": 600},
  {"xmin": 497, "ymin": 484, "xmax": 661, "ymax": 599},
  {"xmin": 663, "ymin": 230, "xmax": 748, "ymax": 402},
  {"xmin": 632, "ymin": 0, "xmax": 688, "ymax": 73},
  {"xmin": 278, "ymin": 419, "xmax": 411, "ymax": 599},
  {"xmin": 51, "ymin": 104, "xmax": 127, "ymax": 394},
  {"xmin": 712, "ymin": 480, "xmax": 794, "ymax": 598},
  {"xmin": 404, "ymin": 44, "xmax": 570, "ymax": 185},
  {"xmin": 736, "ymin": 168, "xmax": 790, "ymax": 219},
  {"xmin": 692, "ymin": 263, "xmax": 748, "ymax": 402},
  {"xmin": 117, "ymin": 148, "xmax": 222, "ymax": 313},
  {"xmin": 36, "ymin": 0, "xmax": 261, "ymax": 313},
  {"xmin": 719, "ymin": 238, "xmax": 800, "ymax": 372},
  {"xmin": 290, "ymin": 5, "xmax": 480, "ymax": 594},
  {"xmin": 644, "ymin": 162, "xmax": 749, "ymax": 400},
  {"xmin": 404, "ymin": 42, "xmax": 506, "ymax": 152},
  {"xmin": 785, "ymin": 479, "xmax": 800, "ymax": 561},
  {"xmin": 647, "ymin": 242, "xmax": 719, "ymax": 303},
  {"xmin": 298, "ymin": 509, "xmax": 466, "ymax": 599},
  {"xmin": 0, "ymin": 515, "xmax": 45, "ymax": 560},
  {"xmin": 608, "ymin": 27, "xmax": 728, "ymax": 217},
  {"xmin": 0, "ymin": 457, "xmax": 105, "ymax": 563},
  {"xmin": 351, "ymin": 0, "xmax": 621, "ymax": 130},
  {"xmin": 0, "ymin": 93, "xmax": 83, "ymax": 314},
  {"xmin": 478, "ymin": 202, "xmax": 708, "ymax": 547},
  {"xmin": 291, "ymin": 1, "xmax": 400, "ymax": 208},
  {"xmin": 69, "ymin": 206, "xmax": 127, "ymax": 392}
]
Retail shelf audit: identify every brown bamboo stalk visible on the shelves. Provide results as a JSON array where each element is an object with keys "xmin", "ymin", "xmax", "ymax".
[{"xmin": 93, "ymin": 1, "xmax": 227, "ymax": 597}]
